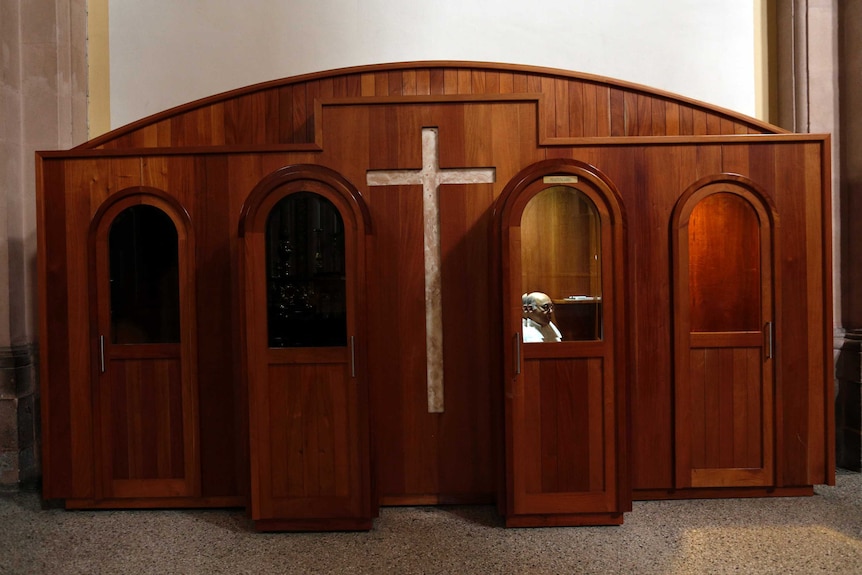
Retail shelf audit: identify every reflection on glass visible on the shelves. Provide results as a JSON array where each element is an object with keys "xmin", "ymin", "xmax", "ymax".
[
  {"xmin": 266, "ymin": 192, "xmax": 347, "ymax": 348},
  {"xmin": 109, "ymin": 205, "xmax": 180, "ymax": 344},
  {"xmin": 520, "ymin": 185, "xmax": 602, "ymax": 342},
  {"xmin": 521, "ymin": 291, "xmax": 562, "ymax": 342}
]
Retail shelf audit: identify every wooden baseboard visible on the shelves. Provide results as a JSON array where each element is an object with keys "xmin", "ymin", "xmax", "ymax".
[
  {"xmin": 634, "ymin": 485, "xmax": 815, "ymax": 500},
  {"xmin": 63, "ymin": 495, "xmax": 245, "ymax": 510}
]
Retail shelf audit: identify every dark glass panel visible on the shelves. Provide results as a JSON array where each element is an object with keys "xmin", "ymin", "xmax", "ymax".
[
  {"xmin": 520, "ymin": 186, "xmax": 602, "ymax": 342},
  {"xmin": 266, "ymin": 192, "xmax": 347, "ymax": 348},
  {"xmin": 109, "ymin": 205, "xmax": 180, "ymax": 344},
  {"xmin": 689, "ymin": 192, "xmax": 761, "ymax": 332}
]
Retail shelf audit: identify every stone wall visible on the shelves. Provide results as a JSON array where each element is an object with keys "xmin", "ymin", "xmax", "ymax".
[
  {"xmin": 0, "ymin": 0, "xmax": 87, "ymax": 490},
  {"xmin": 0, "ymin": 347, "xmax": 38, "ymax": 487}
]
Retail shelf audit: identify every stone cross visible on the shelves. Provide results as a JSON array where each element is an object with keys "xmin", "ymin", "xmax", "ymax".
[{"xmin": 367, "ymin": 127, "xmax": 496, "ymax": 413}]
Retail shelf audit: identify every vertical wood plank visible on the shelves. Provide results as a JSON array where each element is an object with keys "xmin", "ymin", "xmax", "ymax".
[
  {"xmin": 471, "ymin": 70, "xmax": 486, "ymax": 94},
  {"xmin": 636, "ymin": 95, "xmax": 652, "ymax": 136},
  {"xmin": 374, "ymin": 72, "xmax": 389, "ymax": 96},
  {"xmin": 651, "ymin": 98, "xmax": 667, "ymax": 136},
  {"xmin": 416, "ymin": 69, "xmax": 431, "ymax": 95},
  {"xmin": 498, "ymin": 72, "xmax": 514, "ymax": 94},
  {"xmin": 388, "ymin": 71, "xmax": 403, "ymax": 96},
  {"xmin": 429, "ymin": 69, "xmax": 445, "ymax": 95},
  {"xmin": 401, "ymin": 70, "xmax": 417, "ymax": 95},
  {"xmin": 443, "ymin": 69, "xmax": 459, "ymax": 95},
  {"xmin": 609, "ymin": 89, "xmax": 626, "ymax": 136},
  {"xmin": 582, "ymin": 83, "xmax": 598, "ymax": 137},
  {"xmin": 485, "ymin": 71, "xmax": 500, "ymax": 94},
  {"xmin": 457, "ymin": 69, "xmax": 472, "ymax": 93}
]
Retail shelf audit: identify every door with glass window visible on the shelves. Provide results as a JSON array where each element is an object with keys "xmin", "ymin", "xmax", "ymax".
[
  {"xmin": 91, "ymin": 190, "xmax": 199, "ymax": 500},
  {"xmin": 240, "ymin": 167, "xmax": 372, "ymax": 531},
  {"xmin": 497, "ymin": 161, "xmax": 628, "ymax": 527}
]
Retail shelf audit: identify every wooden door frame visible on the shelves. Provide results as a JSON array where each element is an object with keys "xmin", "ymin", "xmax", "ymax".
[
  {"xmin": 238, "ymin": 164, "xmax": 374, "ymax": 529},
  {"xmin": 492, "ymin": 158, "xmax": 630, "ymax": 524},
  {"xmin": 87, "ymin": 187, "xmax": 200, "ymax": 501},
  {"xmin": 671, "ymin": 173, "xmax": 780, "ymax": 489}
]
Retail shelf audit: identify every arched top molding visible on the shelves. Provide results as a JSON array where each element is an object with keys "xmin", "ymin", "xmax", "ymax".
[
  {"xmin": 76, "ymin": 61, "xmax": 786, "ymax": 152},
  {"xmin": 494, "ymin": 158, "xmax": 626, "ymax": 235},
  {"xmin": 238, "ymin": 164, "xmax": 372, "ymax": 238},
  {"xmin": 88, "ymin": 186, "xmax": 193, "ymax": 239},
  {"xmin": 672, "ymin": 173, "xmax": 779, "ymax": 233}
]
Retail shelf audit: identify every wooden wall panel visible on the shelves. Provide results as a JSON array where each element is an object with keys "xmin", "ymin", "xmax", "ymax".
[
  {"xmin": 197, "ymin": 155, "xmax": 243, "ymax": 497},
  {"xmin": 84, "ymin": 63, "xmax": 781, "ymax": 152},
  {"xmin": 366, "ymin": 184, "xmax": 432, "ymax": 500},
  {"xmin": 627, "ymin": 146, "xmax": 677, "ymax": 490},
  {"xmin": 38, "ymin": 159, "xmax": 72, "ymax": 498}
]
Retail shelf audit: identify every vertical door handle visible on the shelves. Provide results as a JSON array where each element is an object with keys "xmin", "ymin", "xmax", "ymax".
[
  {"xmin": 514, "ymin": 332, "xmax": 521, "ymax": 375},
  {"xmin": 765, "ymin": 322, "xmax": 774, "ymax": 359},
  {"xmin": 350, "ymin": 335, "xmax": 356, "ymax": 378},
  {"xmin": 99, "ymin": 335, "xmax": 106, "ymax": 373}
]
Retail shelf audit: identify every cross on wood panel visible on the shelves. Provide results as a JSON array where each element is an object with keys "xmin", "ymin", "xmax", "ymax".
[{"xmin": 367, "ymin": 127, "xmax": 496, "ymax": 413}]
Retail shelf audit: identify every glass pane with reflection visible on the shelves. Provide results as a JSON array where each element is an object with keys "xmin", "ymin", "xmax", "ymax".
[
  {"xmin": 266, "ymin": 192, "xmax": 347, "ymax": 348},
  {"xmin": 520, "ymin": 185, "xmax": 602, "ymax": 342},
  {"xmin": 109, "ymin": 205, "xmax": 180, "ymax": 344}
]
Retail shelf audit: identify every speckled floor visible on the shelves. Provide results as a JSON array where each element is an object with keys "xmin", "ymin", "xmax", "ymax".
[{"xmin": 2, "ymin": 471, "xmax": 861, "ymax": 575}]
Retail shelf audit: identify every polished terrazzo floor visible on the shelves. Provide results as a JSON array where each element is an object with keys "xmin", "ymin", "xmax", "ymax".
[{"xmin": 2, "ymin": 471, "xmax": 861, "ymax": 574}]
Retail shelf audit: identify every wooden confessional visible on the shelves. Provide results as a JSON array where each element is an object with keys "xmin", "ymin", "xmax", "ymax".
[{"xmin": 36, "ymin": 62, "xmax": 834, "ymax": 531}]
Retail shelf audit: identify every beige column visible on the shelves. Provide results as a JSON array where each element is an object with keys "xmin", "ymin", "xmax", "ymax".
[{"xmin": 0, "ymin": 0, "xmax": 87, "ymax": 489}]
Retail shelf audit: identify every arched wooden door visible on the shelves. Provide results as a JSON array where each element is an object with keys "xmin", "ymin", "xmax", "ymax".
[
  {"xmin": 672, "ymin": 177, "xmax": 777, "ymax": 488},
  {"xmin": 495, "ymin": 160, "xmax": 629, "ymax": 527},
  {"xmin": 239, "ymin": 165, "xmax": 373, "ymax": 531},
  {"xmin": 90, "ymin": 188, "xmax": 199, "ymax": 501}
]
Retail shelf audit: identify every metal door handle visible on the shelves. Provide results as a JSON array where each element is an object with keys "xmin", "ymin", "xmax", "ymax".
[
  {"xmin": 514, "ymin": 332, "xmax": 521, "ymax": 375},
  {"xmin": 765, "ymin": 322, "xmax": 774, "ymax": 359},
  {"xmin": 99, "ymin": 335, "xmax": 105, "ymax": 373},
  {"xmin": 350, "ymin": 335, "xmax": 356, "ymax": 378}
]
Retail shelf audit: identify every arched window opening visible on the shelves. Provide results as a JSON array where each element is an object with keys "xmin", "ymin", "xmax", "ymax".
[
  {"xmin": 265, "ymin": 192, "xmax": 347, "ymax": 347},
  {"xmin": 109, "ymin": 204, "xmax": 180, "ymax": 344},
  {"xmin": 520, "ymin": 185, "xmax": 602, "ymax": 342}
]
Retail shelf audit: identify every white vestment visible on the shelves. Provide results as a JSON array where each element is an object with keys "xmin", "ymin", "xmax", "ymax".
[{"xmin": 522, "ymin": 317, "xmax": 562, "ymax": 343}]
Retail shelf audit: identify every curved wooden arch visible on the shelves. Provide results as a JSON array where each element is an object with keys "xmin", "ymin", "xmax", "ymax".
[
  {"xmin": 87, "ymin": 185, "xmax": 200, "ymax": 501},
  {"xmin": 494, "ymin": 158, "xmax": 626, "ymax": 233},
  {"xmin": 89, "ymin": 186, "xmax": 193, "ymax": 237},
  {"xmin": 238, "ymin": 164, "xmax": 371, "ymax": 238},
  {"xmin": 672, "ymin": 173, "xmax": 779, "ymax": 232}
]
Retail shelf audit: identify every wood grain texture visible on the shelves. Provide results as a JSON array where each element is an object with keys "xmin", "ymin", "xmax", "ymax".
[
  {"xmin": 496, "ymin": 159, "xmax": 626, "ymax": 525},
  {"xmin": 81, "ymin": 63, "xmax": 783, "ymax": 152},
  {"xmin": 37, "ymin": 63, "xmax": 832, "ymax": 521},
  {"xmin": 672, "ymin": 179, "xmax": 775, "ymax": 489},
  {"xmin": 239, "ymin": 168, "xmax": 372, "ymax": 529}
]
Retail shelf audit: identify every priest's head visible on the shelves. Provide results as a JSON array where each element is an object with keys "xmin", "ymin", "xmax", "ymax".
[{"xmin": 522, "ymin": 292, "xmax": 554, "ymax": 326}]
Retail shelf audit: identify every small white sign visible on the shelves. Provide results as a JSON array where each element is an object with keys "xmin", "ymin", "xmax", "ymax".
[{"xmin": 543, "ymin": 175, "xmax": 578, "ymax": 184}]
